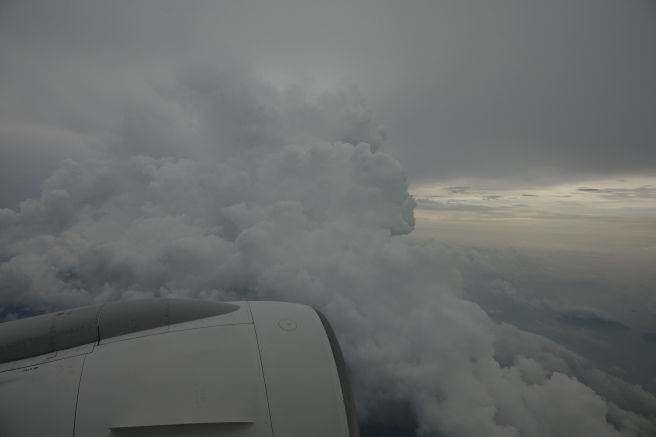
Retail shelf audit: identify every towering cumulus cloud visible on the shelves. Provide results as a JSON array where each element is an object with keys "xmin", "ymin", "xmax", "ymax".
[{"xmin": 0, "ymin": 71, "xmax": 652, "ymax": 436}]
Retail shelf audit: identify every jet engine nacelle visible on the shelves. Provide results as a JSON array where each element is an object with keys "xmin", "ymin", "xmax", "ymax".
[{"xmin": 0, "ymin": 299, "xmax": 359, "ymax": 437}]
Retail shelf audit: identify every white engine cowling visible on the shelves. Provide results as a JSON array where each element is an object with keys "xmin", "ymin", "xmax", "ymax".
[{"xmin": 0, "ymin": 299, "xmax": 359, "ymax": 437}]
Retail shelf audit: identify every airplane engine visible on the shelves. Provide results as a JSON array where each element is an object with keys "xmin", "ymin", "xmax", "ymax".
[{"xmin": 0, "ymin": 299, "xmax": 359, "ymax": 437}]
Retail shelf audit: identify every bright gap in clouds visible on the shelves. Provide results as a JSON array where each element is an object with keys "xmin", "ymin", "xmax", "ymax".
[{"xmin": 411, "ymin": 177, "xmax": 656, "ymax": 254}]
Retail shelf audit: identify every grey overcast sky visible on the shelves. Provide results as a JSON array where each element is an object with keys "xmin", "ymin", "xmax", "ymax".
[
  {"xmin": 2, "ymin": 1, "xmax": 656, "ymax": 436},
  {"xmin": 2, "ymin": 0, "xmax": 656, "ymax": 208}
]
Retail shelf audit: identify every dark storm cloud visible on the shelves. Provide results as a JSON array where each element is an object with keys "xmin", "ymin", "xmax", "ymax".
[
  {"xmin": 2, "ymin": 0, "xmax": 656, "ymax": 205},
  {"xmin": 447, "ymin": 186, "xmax": 471, "ymax": 195},
  {"xmin": 359, "ymin": 1, "xmax": 656, "ymax": 184},
  {"xmin": 415, "ymin": 198, "xmax": 521, "ymax": 215},
  {"xmin": 576, "ymin": 185, "xmax": 656, "ymax": 201},
  {"xmin": 557, "ymin": 313, "xmax": 631, "ymax": 332}
]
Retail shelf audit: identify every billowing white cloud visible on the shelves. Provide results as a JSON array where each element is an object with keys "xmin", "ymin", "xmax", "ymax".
[{"xmin": 1, "ymin": 70, "xmax": 652, "ymax": 436}]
